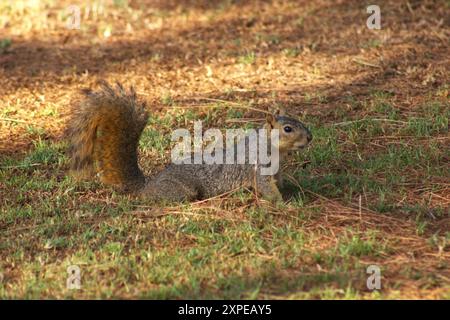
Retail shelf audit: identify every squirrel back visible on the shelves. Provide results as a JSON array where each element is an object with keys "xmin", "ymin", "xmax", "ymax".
[{"xmin": 66, "ymin": 81, "xmax": 148, "ymax": 192}]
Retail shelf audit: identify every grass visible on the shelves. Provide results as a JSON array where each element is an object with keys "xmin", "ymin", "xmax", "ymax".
[
  {"xmin": 238, "ymin": 51, "xmax": 257, "ymax": 65},
  {"xmin": 0, "ymin": 38, "xmax": 11, "ymax": 53},
  {"xmin": 0, "ymin": 0, "xmax": 449, "ymax": 299},
  {"xmin": 1, "ymin": 96, "xmax": 447, "ymax": 298}
]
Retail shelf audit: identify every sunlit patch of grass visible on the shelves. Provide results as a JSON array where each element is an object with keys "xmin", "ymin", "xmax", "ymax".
[
  {"xmin": 160, "ymin": 92, "xmax": 174, "ymax": 106},
  {"xmin": 226, "ymin": 108, "xmax": 244, "ymax": 119},
  {"xmin": 361, "ymin": 39, "xmax": 382, "ymax": 49},
  {"xmin": 304, "ymin": 92, "xmax": 328, "ymax": 104},
  {"xmin": 238, "ymin": 51, "xmax": 256, "ymax": 65},
  {"xmin": 21, "ymin": 140, "xmax": 65, "ymax": 167},
  {"xmin": 0, "ymin": 139, "xmax": 65, "ymax": 171},
  {"xmin": 369, "ymin": 90, "xmax": 398, "ymax": 119},
  {"xmin": 297, "ymin": 125, "xmax": 343, "ymax": 167},
  {"xmin": 337, "ymin": 232, "xmax": 385, "ymax": 258},
  {"xmin": 403, "ymin": 101, "xmax": 449, "ymax": 137},
  {"xmin": 282, "ymin": 47, "xmax": 301, "ymax": 57},
  {"xmin": 139, "ymin": 128, "xmax": 171, "ymax": 154},
  {"xmin": 256, "ymin": 33, "xmax": 281, "ymax": 45},
  {"xmin": 292, "ymin": 103, "xmax": 448, "ymax": 212},
  {"xmin": 113, "ymin": 0, "xmax": 129, "ymax": 8}
]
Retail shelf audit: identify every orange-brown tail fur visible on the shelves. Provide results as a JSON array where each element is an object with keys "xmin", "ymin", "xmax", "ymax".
[{"xmin": 66, "ymin": 81, "xmax": 148, "ymax": 192}]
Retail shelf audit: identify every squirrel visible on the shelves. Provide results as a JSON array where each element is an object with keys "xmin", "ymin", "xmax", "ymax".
[{"xmin": 66, "ymin": 81, "xmax": 312, "ymax": 203}]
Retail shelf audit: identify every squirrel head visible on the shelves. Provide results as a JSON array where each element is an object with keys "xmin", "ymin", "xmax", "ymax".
[{"xmin": 265, "ymin": 109, "xmax": 312, "ymax": 153}]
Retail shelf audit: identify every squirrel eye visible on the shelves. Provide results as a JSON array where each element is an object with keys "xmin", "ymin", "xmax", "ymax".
[{"xmin": 283, "ymin": 126, "xmax": 293, "ymax": 133}]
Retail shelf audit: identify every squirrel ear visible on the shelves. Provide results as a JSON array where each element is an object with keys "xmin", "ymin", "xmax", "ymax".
[
  {"xmin": 272, "ymin": 108, "xmax": 286, "ymax": 117},
  {"xmin": 266, "ymin": 113, "xmax": 276, "ymax": 128}
]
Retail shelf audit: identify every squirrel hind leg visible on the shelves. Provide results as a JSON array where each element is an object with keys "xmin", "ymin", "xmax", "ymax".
[
  {"xmin": 256, "ymin": 175, "xmax": 284, "ymax": 203},
  {"xmin": 139, "ymin": 178, "xmax": 199, "ymax": 203}
]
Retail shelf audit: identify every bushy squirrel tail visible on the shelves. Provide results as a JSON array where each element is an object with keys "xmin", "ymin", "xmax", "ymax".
[{"xmin": 66, "ymin": 81, "xmax": 149, "ymax": 192}]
